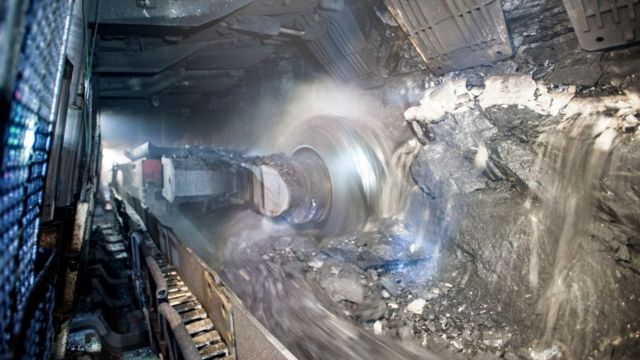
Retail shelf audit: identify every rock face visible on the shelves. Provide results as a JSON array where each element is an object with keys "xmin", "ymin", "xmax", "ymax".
[
  {"xmin": 210, "ymin": 1, "xmax": 640, "ymax": 359},
  {"xmin": 410, "ymin": 141, "xmax": 486, "ymax": 198},
  {"xmin": 409, "ymin": 80, "xmax": 640, "ymax": 359},
  {"xmin": 398, "ymin": 0, "xmax": 640, "ymax": 358}
]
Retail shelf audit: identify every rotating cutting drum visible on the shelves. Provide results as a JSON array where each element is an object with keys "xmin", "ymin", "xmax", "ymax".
[{"xmin": 277, "ymin": 115, "xmax": 391, "ymax": 234}]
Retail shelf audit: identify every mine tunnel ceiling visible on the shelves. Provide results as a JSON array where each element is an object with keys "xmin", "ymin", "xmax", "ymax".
[
  {"xmin": 92, "ymin": 0, "xmax": 640, "ymax": 106},
  {"xmin": 94, "ymin": 0, "xmax": 345, "ymax": 106}
]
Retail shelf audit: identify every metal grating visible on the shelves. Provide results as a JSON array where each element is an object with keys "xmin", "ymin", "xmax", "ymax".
[
  {"xmin": 21, "ymin": 282, "xmax": 56, "ymax": 360},
  {"xmin": 384, "ymin": 0, "xmax": 512, "ymax": 74},
  {"xmin": 0, "ymin": 0, "xmax": 72, "ymax": 354},
  {"xmin": 563, "ymin": 0, "xmax": 640, "ymax": 51}
]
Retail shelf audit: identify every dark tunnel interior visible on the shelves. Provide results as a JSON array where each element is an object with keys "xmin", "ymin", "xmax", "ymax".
[{"xmin": 1, "ymin": 0, "xmax": 640, "ymax": 359}]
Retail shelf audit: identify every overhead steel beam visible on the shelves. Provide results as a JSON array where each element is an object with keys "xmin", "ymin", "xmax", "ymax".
[
  {"xmin": 188, "ymin": 44, "xmax": 275, "ymax": 70},
  {"xmin": 95, "ymin": 42, "xmax": 209, "ymax": 74},
  {"xmin": 88, "ymin": 0, "xmax": 255, "ymax": 27},
  {"xmin": 224, "ymin": 15, "xmax": 282, "ymax": 36},
  {"xmin": 99, "ymin": 69, "xmax": 244, "ymax": 98},
  {"xmin": 164, "ymin": 69, "xmax": 244, "ymax": 90},
  {"xmin": 99, "ymin": 69, "xmax": 186, "ymax": 98}
]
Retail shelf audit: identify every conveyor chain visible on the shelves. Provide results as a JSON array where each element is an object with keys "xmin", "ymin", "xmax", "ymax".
[{"xmin": 139, "ymin": 234, "xmax": 230, "ymax": 359}]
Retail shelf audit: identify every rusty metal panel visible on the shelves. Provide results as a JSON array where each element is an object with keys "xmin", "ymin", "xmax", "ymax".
[
  {"xmin": 384, "ymin": 0, "xmax": 512, "ymax": 74},
  {"xmin": 562, "ymin": 0, "xmax": 640, "ymax": 51},
  {"xmin": 38, "ymin": 225, "xmax": 59, "ymax": 250},
  {"xmin": 71, "ymin": 202, "xmax": 90, "ymax": 253},
  {"xmin": 61, "ymin": 266, "xmax": 79, "ymax": 313}
]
